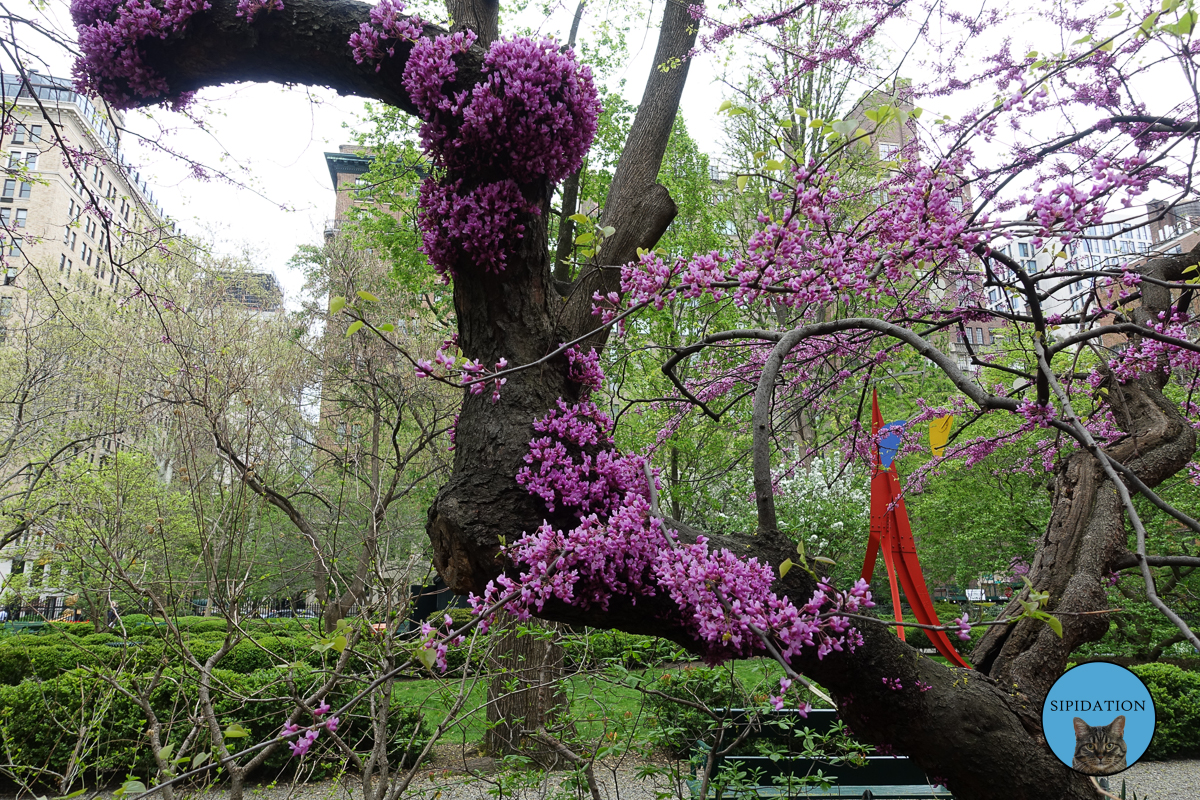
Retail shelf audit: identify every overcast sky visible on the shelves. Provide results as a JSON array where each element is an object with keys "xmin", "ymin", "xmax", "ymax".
[{"xmin": 13, "ymin": 0, "xmax": 1189, "ymax": 307}]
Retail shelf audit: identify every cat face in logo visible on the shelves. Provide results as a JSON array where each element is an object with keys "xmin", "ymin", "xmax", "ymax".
[{"xmin": 1071, "ymin": 715, "xmax": 1127, "ymax": 775}]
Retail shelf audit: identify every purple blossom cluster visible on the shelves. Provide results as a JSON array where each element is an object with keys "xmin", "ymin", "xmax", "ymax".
[
  {"xmin": 399, "ymin": 34, "xmax": 600, "ymax": 277},
  {"xmin": 606, "ymin": 162, "xmax": 979, "ymax": 318},
  {"xmin": 235, "ymin": 0, "xmax": 283, "ymax": 20},
  {"xmin": 955, "ymin": 613, "xmax": 971, "ymax": 642},
  {"xmin": 71, "ymin": 0, "xmax": 210, "ymax": 108},
  {"xmin": 282, "ymin": 702, "xmax": 339, "ymax": 758},
  {"xmin": 348, "ymin": 0, "xmax": 423, "ymax": 70},
  {"xmin": 564, "ymin": 346, "xmax": 604, "ymax": 392},
  {"xmin": 472, "ymin": 394, "xmax": 875, "ymax": 664}
]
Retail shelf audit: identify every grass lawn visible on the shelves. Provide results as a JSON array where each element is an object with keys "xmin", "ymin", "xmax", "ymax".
[{"xmin": 389, "ymin": 657, "xmax": 831, "ymax": 750}]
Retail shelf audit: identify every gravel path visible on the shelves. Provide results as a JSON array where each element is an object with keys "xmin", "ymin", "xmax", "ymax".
[
  {"xmin": 1111, "ymin": 758, "xmax": 1200, "ymax": 798},
  {"xmin": 3, "ymin": 757, "xmax": 1193, "ymax": 799},
  {"xmin": 231, "ymin": 757, "xmax": 1200, "ymax": 800}
]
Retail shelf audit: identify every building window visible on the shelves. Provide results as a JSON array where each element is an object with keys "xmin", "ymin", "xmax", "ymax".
[
  {"xmin": 1, "ymin": 208, "xmax": 9, "ymax": 227},
  {"xmin": 18, "ymin": 182, "xmax": 30, "ymax": 200},
  {"xmin": 59, "ymin": 253, "xmax": 66, "ymax": 272},
  {"xmin": 23, "ymin": 152, "xmax": 36, "ymax": 171},
  {"xmin": 65, "ymin": 259, "xmax": 71, "ymax": 277},
  {"xmin": 0, "ymin": 296, "xmax": 11, "ymax": 317},
  {"xmin": 14, "ymin": 209, "xmax": 26, "ymax": 228},
  {"xmin": 1, "ymin": 180, "xmax": 13, "ymax": 199},
  {"xmin": 70, "ymin": 232, "xmax": 76, "ymax": 251},
  {"xmin": 1018, "ymin": 242, "xmax": 1030, "ymax": 257},
  {"xmin": 11, "ymin": 125, "xmax": 41, "ymax": 145}
]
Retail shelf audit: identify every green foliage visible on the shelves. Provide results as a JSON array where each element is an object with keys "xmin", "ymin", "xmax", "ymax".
[
  {"xmin": 0, "ymin": 664, "xmax": 428, "ymax": 786},
  {"xmin": 1129, "ymin": 663, "xmax": 1200, "ymax": 759},
  {"xmin": 561, "ymin": 629, "xmax": 687, "ymax": 670},
  {"xmin": 645, "ymin": 665, "xmax": 753, "ymax": 753}
]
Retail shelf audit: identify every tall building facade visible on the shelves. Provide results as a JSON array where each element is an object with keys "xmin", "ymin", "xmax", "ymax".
[
  {"xmin": 0, "ymin": 72, "xmax": 171, "ymax": 619},
  {"xmin": 0, "ymin": 72, "xmax": 169, "ymax": 328}
]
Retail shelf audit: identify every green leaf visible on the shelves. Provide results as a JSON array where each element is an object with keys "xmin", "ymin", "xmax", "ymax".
[
  {"xmin": 356, "ymin": 290, "xmax": 379, "ymax": 303},
  {"xmin": 568, "ymin": 213, "xmax": 591, "ymax": 225},
  {"xmin": 600, "ymin": 225, "xmax": 616, "ymax": 237},
  {"xmin": 1043, "ymin": 613, "xmax": 1063, "ymax": 638},
  {"xmin": 1073, "ymin": 33, "xmax": 1093, "ymax": 43},
  {"xmin": 753, "ymin": 150, "xmax": 767, "ymax": 161},
  {"xmin": 831, "ymin": 119, "xmax": 857, "ymax": 136},
  {"xmin": 1026, "ymin": 50, "xmax": 1039, "ymax": 58},
  {"xmin": 575, "ymin": 231, "xmax": 595, "ymax": 245},
  {"xmin": 736, "ymin": 175, "xmax": 749, "ymax": 192},
  {"xmin": 718, "ymin": 99, "xmax": 732, "ymax": 113},
  {"xmin": 115, "ymin": 781, "xmax": 147, "ymax": 797},
  {"xmin": 224, "ymin": 723, "xmax": 250, "ymax": 739},
  {"xmin": 1165, "ymin": 10, "xmax": 1196, "ymax": 34},
  {"xmin": 346, "ymin": 320, "xmax": 364, "ymax": 337},
  {"xmin": 378, "ymin": 323, "xmax": 395, "ymax": 332},
  {"xmin": 1163, "ymin": 0, "xmax": 1180, "ymax": 10},
  {"xmin": 779, "ymin": 558, "xmax": 794, "ymax": 578},
  {"xmin": 813, "ymin": 556, "xmax": 837, "ymax": 566},
  {"xmin": 764, "ymin": 159, "xmax": 786, "ymax": 171},
  {"xmin": 795, "ymin": 106, "xmax": 808, "ymax": 117},
  {"xmin": 728, "ymin": 106, "xmax": 747, "ymax": 117},
  {"xmin": 332, "ymin": 634, "xmax": 348, "ymax": 653},
  {"xmin": 416, "ymin": 645, "xmax": 437, "ymax": 670},
  {"xmin": 329, "ymin": 296, "xmax": 346, "ymax": 315},
  {"xmin": 192, "ymin": 752, "xmax": 210, "ymax": 768},
  {"xmin": 1099, "ymin": 38, "xmax": 1115, "ymax": 51},
  {"xmin": 779, "ymin": 119, "xmax": 793, "ymax": 129},
  {"xmin": 158, "ymin": 744, "xmax": 174, "ymax": 762}
]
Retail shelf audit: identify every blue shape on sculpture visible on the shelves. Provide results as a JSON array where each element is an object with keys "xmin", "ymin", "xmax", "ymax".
[{"xmin": 880, "ymin": 421, "xmax": 906, "ymax": 469}]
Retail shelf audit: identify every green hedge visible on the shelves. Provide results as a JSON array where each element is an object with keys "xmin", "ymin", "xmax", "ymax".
[
  {"xmin": 562, "ymin": 629, "xmax": 687, "ymax": 670},
  {"xmin": 0, "ymin": 631, "xmax": 327, "ymax": 685},
  {"xmin": 0, "ymin": 664, "xmax": 428, "ymax": 786},
  {"xmin": 1130, "ymin": 663, "xmax": 1200, "ymax": 760}
]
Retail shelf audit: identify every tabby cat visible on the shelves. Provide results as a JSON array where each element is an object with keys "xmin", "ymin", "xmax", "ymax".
[{"xmin": 1071, "ymin": 715, "xmax": 1128, "ymax": 775}]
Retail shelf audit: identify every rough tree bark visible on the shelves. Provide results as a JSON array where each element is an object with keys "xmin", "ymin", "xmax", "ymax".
[
  {"xmin": 115, "ymin": 1, "xmax": 1200, "ymax": 797},
  {"xmin": 483, "ymin": 613, "xmax": 572, "ymax": 764}
]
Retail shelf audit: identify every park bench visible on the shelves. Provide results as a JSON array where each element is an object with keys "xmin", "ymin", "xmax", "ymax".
[
  {"xmin": 687, "ymin": 709, "xmax": 953, "ymax": 799},
  {"xmin": 3, "ymin": 620, "xmax": 47, "ymax": 634}
]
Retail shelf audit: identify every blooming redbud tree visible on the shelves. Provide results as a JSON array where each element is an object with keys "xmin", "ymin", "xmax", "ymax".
[{"xmin": 58, "ymin": 0, "xmax": 1200, "ymax": 796}]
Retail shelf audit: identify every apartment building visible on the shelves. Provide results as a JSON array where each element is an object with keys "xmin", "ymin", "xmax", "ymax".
[
  {"xmin": 0, "ymin": 71, "xmax": 172, "ymax": 619},
  {"xmin": 985, "ymin": 219, "xmax": 1156, "ymax": 325}
]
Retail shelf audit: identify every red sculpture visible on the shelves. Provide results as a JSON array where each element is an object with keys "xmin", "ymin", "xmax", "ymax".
[{"xmin": 862, "ymin": 389, "xmax": 971, "ymax": 669}]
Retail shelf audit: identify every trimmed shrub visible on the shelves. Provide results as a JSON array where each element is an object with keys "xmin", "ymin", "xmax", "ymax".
[
  {"xmin": 217, "ymin": 640, "xmax": 279, "ymax": 674},
  {"xmin": 82, "ymin": 633, "xmax": 120, "ymax": 646},
  {"xmin": 563, "ymin": 629, "xmax": 687, "ymax": 670},
  {"xmin": 175, "ymin": 617, "xmax": 228, "ymax": 634},
  {"xmin": 0, "ymin": 664, "xmax": 427, "ymax": 787},
  {"xmin": 1130, "ymin": 663, "xmax": 1200, "ymax": 760},
  {"xmin": 0, "ymin": 647, "xmax": 31, "ymax": 685},
  {"xmin": 28, "ymin": 645, "xmax": 99, "ymax": 680}
]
